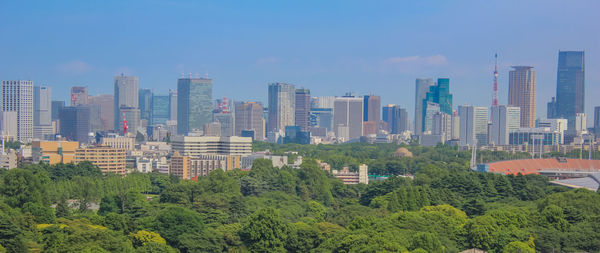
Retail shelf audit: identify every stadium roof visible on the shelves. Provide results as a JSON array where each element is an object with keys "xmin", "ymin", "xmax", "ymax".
[
  {"xmin": 550, "ymin": 173, "xmax": 600, "ymax": 191},
  {"xmin": 487, "ymin": 158, "xmax": 600, "ymax": 175}
]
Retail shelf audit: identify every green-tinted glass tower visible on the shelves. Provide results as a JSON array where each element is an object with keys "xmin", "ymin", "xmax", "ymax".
[
  {"xmin": 177, "ymin": 77, "xmax": 213, "ymax": 135},
  {"xmin": 421, "ymin": 78, "xmax": 453, "ymax": 132}
]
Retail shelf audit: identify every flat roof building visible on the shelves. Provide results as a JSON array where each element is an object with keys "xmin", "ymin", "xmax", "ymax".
[{"xmin": 74, "ymin": 146, "xmax": 126, "ymax": 175}]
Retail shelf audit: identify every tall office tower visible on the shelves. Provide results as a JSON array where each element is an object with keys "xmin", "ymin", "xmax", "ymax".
[
  {"xmin": 114, "ymin": 75, "xmax": 139, "ymax": 132},
  {"xmin": 382, "ymin": 104, "xmax": 395, "ymax": 133},
  {"xmin": 51, "ymin": 101, "xmax": 65, "ymax": 121},
  {"xmin": 311, "ymin": 96, "xmax": 336, "ymax": 109},
  {"xmin": 333, "ymin": 97, "xmax": 363, "ymax": 140},
  {"xmin": 2, "ymin": 80, "xmax": 34, "ymax": 142},
  {"xmin": 490, "ymin": 105, "xmax": 521, "ymax": 146},
  {"xmin": 34, "ymin": 86, "xmax": 52, "ymax": 140},
  {"xmin": 555, "ymin": 51, "xmax": 585, "ymax": 136},
  {"xmin": 177, "ymin": 77, "xmax": 213, "ymax": 135},
  {"xmin": 59, "ymin": 106, "xmax": 90, "ymax": 143},
  {"xmin": 422, "ymin": 78, "xmax": 453, "ymax": 133},
  {"xmin": 451, "ymin": 111, "xmax": 460, "ymax": 140},
  {"xmin": 70, "ymin": 86, "xmax": 88, "ymax": 106},
  {"xmin": 547, "ymin": 97, "xmax": 557, "ymax": 119},
  {"xmin": 88, "ymin": 94, "xmax": 114, "ymax": 132},
  {"xmin": 508, "ymin": 66, "xmax": 536, "ymax": 128},
  {"xmin": 423, "ymin": 102, "xmax": 441, "ymax": 133},
  {"xmin": 119, "ymin": 107, "xmax": 141, "ymax": 136},
  {"xmin": 295, "ymin": 88, "xmax": 311, "ymax": 131},
  {"xmin": 235, "ymin": 102, "xmax": 264, "ymax": 141},
  {"xmin": 151, "ymin": 95, "xmax": 170, "ymax": 125},
  {"xmin": 363, "ymin": 94, "xmax": 381, "ymax": 122},
  {"xmin": 267, "ymin": 83, "xmax": 295, "ymax": 132},
  {"xmin": 414, "ymin": 78, "xmax": 434, "ymax": 135},
  {"xmin": 169, "ymin": 89, "xmax": 178, "ymax": 121},
  {"xmin": 393, "ymin": 105, "xmax": 409, "ymax": 134},
  {"xmin": 459, "ymin": 105, "xmax": 489, "ymax": 147},
  {"xmin": 139, "ymin": 89, "xmax": 153, "ymax": 123},
  {"xmin": 0, "ymin": 111, "xmax": 18, "ymax": 140},
  {"xmin": 432, "ymin": 112, "xmax": 452, "ymax": 141},
  {"xmin": 594, "ymin": 106, "xmax": 600, "ymax": 135}
]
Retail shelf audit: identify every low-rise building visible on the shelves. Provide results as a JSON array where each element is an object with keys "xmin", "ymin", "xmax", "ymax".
[
  {"xmin": 32, "ymin": 140, "xmax": 79, "ymax": 164},
  {"xmin": 74, "ymin": 146, "xmax": 126, "ymax": 175},
  {"xmin": 0, "ymin": 149, "xmax": 18, "ymax": 169},
  {"xmin": 101, "ymin": 136, "xmax": 135, "ymax": 151},
  {"xmin": 332, "ymin": 164, "xmax": 369, "ymax": 184}
]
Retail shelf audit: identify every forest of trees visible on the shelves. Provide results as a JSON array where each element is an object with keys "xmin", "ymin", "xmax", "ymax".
[{"xmin": 0, "ymin": 142, "xmax": 599, "ymax": 252}]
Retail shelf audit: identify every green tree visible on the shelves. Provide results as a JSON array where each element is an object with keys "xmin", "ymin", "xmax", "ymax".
[
  {"xmin": 22, "ymin": 202, "xmax": 55, "ymax": 223},
  {"xmin": 153, "ymin": 206, "xmax": 204, "ymax": 247},
  {"xmin": 240, "ymin": 208, "xmax": 288, "ymax": 252},
  {"xmin": 55, "ymin": 195, "xmax": 70, "ymax": 218},
  {"xmin": 1, "ymin": 169, "xmax": 48, "ymax": 208},
  {"xmin": 130, "ymin": 230, "xmax": 166, "ymax": 247},
  {"xmin": 409, "ymin": 232, "xmax": 444, "ymax": 253},
  {"xmin": 0, "ymin": 213, "xmax": 26, "ymax": 253},
  {"xmin": 503, "ymin": 241, "xmax": 535, "ymax": 253}
]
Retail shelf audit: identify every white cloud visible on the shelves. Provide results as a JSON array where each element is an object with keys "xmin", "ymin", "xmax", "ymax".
[{"xmin": 56, "ymin": 60, "xmax": 93, "ymax": 74}]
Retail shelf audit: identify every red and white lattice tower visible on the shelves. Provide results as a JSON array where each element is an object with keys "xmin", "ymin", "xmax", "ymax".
[{"xmin": 492, "ymin": 53, "xmax": 499, "ymax": 107}]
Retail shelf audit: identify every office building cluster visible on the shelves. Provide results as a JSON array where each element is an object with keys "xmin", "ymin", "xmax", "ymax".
[{"xmin": 0, "ymin": 51, "xmax": 597, "ymax": 175}]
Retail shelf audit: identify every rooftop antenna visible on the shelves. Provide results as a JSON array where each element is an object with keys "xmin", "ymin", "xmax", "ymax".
[{"xmin": 492, "ymin": 53, "xmax": 499, "ymax": 107}]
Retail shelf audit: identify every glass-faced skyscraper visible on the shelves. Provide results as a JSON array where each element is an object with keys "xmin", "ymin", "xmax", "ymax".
[
  {"xmin": 114, "ymin": 74, "xmax": 139, "ymax": 133},
  {"xmin": 152, "ymin": 95, "xmax": 170, "ymax": 125},
  {"xmin": 177, "ymin": 77, "xmax": 213, "ymax": 135},
  {"xmin": 421, "ymin": 78, "xmax": 452, "ymax": 133},
  {"xmin": 414, "ymin": 78, "xmax": 434, "ymax": 135},
  {"xmin": 267, "ymin": 83, "xmax": 296, "ymax": 132},
  {"xmin": 554, "ymin": 51, "xmax": 585, "ymax": 135}
]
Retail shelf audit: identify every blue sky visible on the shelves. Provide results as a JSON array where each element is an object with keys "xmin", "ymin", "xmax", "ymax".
[{"xmin": 1, "ymin": 0, "xmax": 598, "ymax": 121}]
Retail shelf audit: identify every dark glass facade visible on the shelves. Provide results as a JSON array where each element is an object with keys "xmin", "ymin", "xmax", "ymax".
[
  {"xmin": 421, "ymin": 78, "xmax": 452, "ymax": 132},
  {"xmin": 177, "ymin": 78, "xmax": 213, "ymax": 135},
  {"xmin": 152, "ymin": 95, "xmax": 170, "ymax": 125},
  {"xmin": 554, "ymin": 51, "xmax": 585, "ymax": 135}
]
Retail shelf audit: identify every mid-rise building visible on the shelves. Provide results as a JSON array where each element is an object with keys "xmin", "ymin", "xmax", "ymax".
[
  {"xmin": 333, "ymin": 97, "xmax": 363, "ymax": 141},
  {"xmin": 268, "ymin": 83, "xmax": 295, "ymax": 132},
  {"xmin": 309, "ymin": 108, "xmax": 333, "ymax": 132},
  {"xmin": 332, "ymin": 164, "xmax": 369, "ymax": 185},
  {"xmin": 508, "ymin": 66, "xmax": 536, "ymax": 128},
  {"xmin": 459, "ymin": 105, "xmax": 489, "ymax": 147},
  {"xmin": 595, "ymin": 106, "xmax": 600, "ymax": 135},
  {"xmin": 203, "ymin": 122, "xmax": 222, "ymax": 137},
  {"xmin": 414, "ymin": 78, "xmax": 434, "ymax": 135},
  {"xmin": 177, "ymin": 77, "xmax": 213, "ymax": 135},
  {"xmin": 575, "ymin": 113, "xmax": 587, "ymax": 135},
  {"xmin": 171, "ymin": 136, "xmax": 252, "ymax": 158},
  {"xmin": 363, "ymin": 94, "xmax": 381, "ymax": 125},
  {"xmin": 432, "ymin": 112, "xmax": 452, "ymax": 142},
  {"xmin": 2, "ymin": 80, "xmax": 34, "ymax": 142},
  {"xmin": 490, "ymin": 105, "xmax": 521, "ymax": 146},
  {"xmin": 32, "ymin": 140, "xmax": 79, "ymax": 164},
  {"xmin": 0, "ymin": 149, "xmax": 18, "ymax": 170},
  {"xmin": 169, "ymin": 151, "xmax": 190, "ymax": 179},
  {"xmin": 114, "ymin": 75, "xmax": 139, "ymax": 133},
  {"xmin": 509, "ymin": 128, "xmax": 562, "ymax": 146},
  {"xmin": 536, "ymin": 118, "xmax": 568, "ymax": 144},
  {"xmin": 101, "ymin": 136, "xmax": 135, "ymax": 151},
  {"xmin": 423, "ymin": 102, "xmax": 440, "ymax": 134},
  {"xmin": 74, "ymin": 146, "xmax": 126, "ymax": 175}
]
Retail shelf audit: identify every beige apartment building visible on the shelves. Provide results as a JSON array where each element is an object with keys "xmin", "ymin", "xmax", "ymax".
[
  {"xmin": 508, "ymin": 66, "xmax": 536, "ymax": 128},
  {"xmin": 32, "ymin": 140, "xmax": 79, "ymax": 164},
  {"xmin": 74, "ymin": 146, "xmax": 126, "ymax": 175}
]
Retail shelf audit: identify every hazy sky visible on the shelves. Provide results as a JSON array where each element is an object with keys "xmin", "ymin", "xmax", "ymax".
[{"xmin": 1, "ymin": 0, "xmax": 598, "ymax": 122}]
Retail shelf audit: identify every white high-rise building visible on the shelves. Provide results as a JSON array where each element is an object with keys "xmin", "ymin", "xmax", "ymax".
[
  {"xmin": 432, "ymin": 112, "xmax": 452, "ymax": 142},
  {"xmin": 34, "ymin": 86, "xmax": 53, "ymax": 140},
  {"xmin": 114, "ymin": 75, "xmax": 140, "ymax": 133},
  {"xmin": 459, "ymin": 105, "xmax": 489, "ymax": 147},
  {"xmin": 575, "ymin": 113, "xmax": 587, "ymax": 135},
  {"xmin": 2, "ymin": 80, "xmax": 34, "ymax": 142},
  {"xmin": 414, "ymin": 78, "xmax": 434, "ymax": 135},
  {"xmin": 490, "ymin": 105, "xmax": 521, "ymax": 145},
  {"xmin": 333, "ymin": 97, "xmax": 363, "ymax": 141},
  {"xmin": 311, "ymin": 96, "xmax": 336, "ymax": 109},
  {"xmin": 423, "ymin": 102, "xmax": 440, "ymax": 134},
  {"xmin": 267, "ymin": 83, "xmax": 295, "ymax": 132}
]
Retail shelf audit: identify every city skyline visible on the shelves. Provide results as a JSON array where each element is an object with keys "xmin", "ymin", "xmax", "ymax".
[{"xmin": 1, "ymin": 1, "xmax": 598, "ymax": 123}]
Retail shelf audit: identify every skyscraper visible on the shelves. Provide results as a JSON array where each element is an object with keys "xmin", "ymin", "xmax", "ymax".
[
  {"xmin": 414, "ymin": 78, "xmax": 434, "ymax": 135},
  {"xmin": 151, "ymin": 95, "xmax": 170, "ymax": 125},
  {"xmin": 2, "ymin": 80, "xmax": 34, "ymax": 142},
  {"xmin": 139, "ymin": 88, "xmax": 153, "ymax": 123},
  {"xmin": 422, "ymin": 78, "xmax": 453, "ymax": 133},
  {"xmin": 177, "ymin": 77, "xmax": 213, "ymax": 135},
  {"xmin": 268, "ymin": 83, "xmax": 295, "ymax": 132},
  {"xmin": 459, "ymin": 105, "xmax": 489, "ymax": 147},
  {"xmin": 547, "ymin": 97, "xmax": 557, "ymax": 119},
  {"xmin": 169, "ymin": 89, "xmax": 178, "ymax": 121},
  {"xmin": 555, "ymin": 51, "xmax": 585, "ymax": 136},
  {"xmin": 382, "ymin": 104, "xmax": 408, "ymax": 134},
  {"xmin": 119, "ymin": 107, "xmax": 141, "ymax": 136},
  {"xmin": 114, "ymin": 75, "xmax": 139, "ymax": 132},
  {"xmin": 88, "ymin": 94, "xmax": 114, "ymax": 132},
  {"xmin": 51, "ymin": 101, "xmax": 65, "ymax": 121},
  {"xmin": 423, "ymin": 102, "xmax": 441, "ymax": 134},
  {"xmin": 490, "ymin": 105, "xmax": 521, "ymax": 146},
  {"xmin": 508, "ymin": 66, "xmax": 536, "ymax": 128},
  {"xmin": 363, "ymin": 94, "xmax": 381, "ymax": 123},
  {"xmin": 594, "ymin": 106, "xmax": 600, "ymax": 135},
  {"xmin": 235, "ymin": 102, "xmax": 264, "ymax": 141},
  {"xmin": 333, "ymin": 97, "xmax": 363, "ymax": 141},
  {"xmin": 59, "ymin": 106, "xmax": 90, "ymax": 143},
  {"xmin": 70, "ymin": 86, "xmax": 88, "ymax": 106},
  {"xmin": 34, "ymin": 86, "xmax": 52, "ymax": 139},
  {"xmin": 295, "ymin": 88, "xmax": 311, "ymax": 131},
  {"xmin": 382, "ymin": 104, "xmax": 395, "ymax": 133}
]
